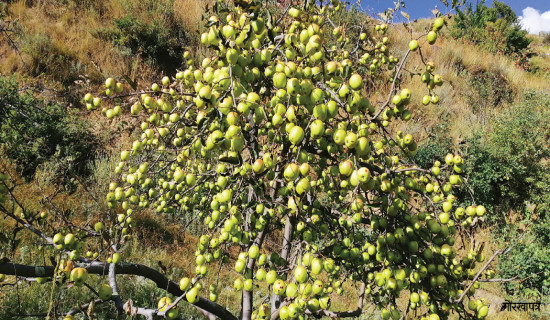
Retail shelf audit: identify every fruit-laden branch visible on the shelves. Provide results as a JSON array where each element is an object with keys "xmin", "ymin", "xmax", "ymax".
[
  {"xmin": 0, "ymin": 202, "xmax": 54, "ymax": 246},
  {"xmin": 270, "ymin": 283, "xmax": 366, "ymax": 320},
  {"xmin": 373, "ymin": 49, "xmax": 411, "ymax": 120},
  {"xmin": 0, "ymin": 261, "xmax": 238, "ymax": 320},
  {"xmin": 306, "ymin": 282, "xmax": 366, "ymax": 318},
  {"xmin": 454, "ymin": 246, "xmax": 510, "ymax": 304}
]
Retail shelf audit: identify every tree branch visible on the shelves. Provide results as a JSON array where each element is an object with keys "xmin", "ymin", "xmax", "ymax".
[
  {"xmin": 306, "ymin": 282, "xmax": 366, "ymax": 318},
  {"xmin": 454, "ymin": 248, "xmax": 505, "ymax": 304},
  {"xmin": 0, "ymin": 261, "xmax": 238, "ymax": 320},
  {"xmin": 271, "ymin": 215, "xmax": 294, "ymax": 312}
]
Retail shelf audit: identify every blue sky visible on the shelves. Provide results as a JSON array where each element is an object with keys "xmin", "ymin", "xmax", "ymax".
[
  {"xmin": 359, "ymin": 0, "xmax": 550, "ymax": 33},
  {"xmin": 359, "ymin": 0, "xmax": 550, "ymax": 20}
]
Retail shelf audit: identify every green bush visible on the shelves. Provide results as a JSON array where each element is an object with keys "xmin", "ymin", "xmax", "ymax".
[
  {"xmin": 416, "ymin": 90, "xmax": 550, "ymax": 297},
  {"xmin": 92, "ymin": 3, "xmax": 189, "ymax": 75},
  {"xmin": 414, "ymin": 119, "xmax": 454, "ymax": 169},
  {"xmin": 459, "ymin": 91, "xmax": 550, "ymax": 297},
  {"xmin": 0, "ymin": 75, "xmax": 98, "ymax": 187},
  {"xmin": 451, "ymin": 0, "xmax": 531, "ymax": 56},
  {"xmin": 462, "ymin": 91, "xmax": 550, "ymax": 222},
  {"xmin": 498, "ymin": 228, "xmax": 550, "ymax": 297}
]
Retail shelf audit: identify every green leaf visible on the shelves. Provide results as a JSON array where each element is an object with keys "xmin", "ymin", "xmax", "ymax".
[
  {"xmin": 266, "ymin": 10, "xmax": 273, "ymax": 29},
  {"xmin": 219, "ymin": 156, "xmax": 240, "ymax": 165}
]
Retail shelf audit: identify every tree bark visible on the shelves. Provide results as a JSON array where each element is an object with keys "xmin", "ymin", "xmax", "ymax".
[
  {"xmin": 270, "ymin": 215, "xmax": 293, "ymax": 314},
  {"xmin": 0, "ymin": 261, "xmax": 238, "ymax": 320},
  {"xmin": 241, "ymin": 230, "xmax": 266, "ymax": 320}
]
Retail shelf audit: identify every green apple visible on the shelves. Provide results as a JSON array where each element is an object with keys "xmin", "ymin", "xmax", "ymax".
[
  {"xmin": 294, "ymin": 266, "xmax": 308, "ymax": 283},
  {"xmin": 252, "ymin": 159, "xmax": 265, "ymax": 173},
  {"xmin": 266, "ymin": 270, "xmax": 277, "ymax": 284},
  {"xmin": 248, "ymin": 245, "xmax": 260, "ymax": 259},
  {"xmin": 273, "ymin": 279, "xmax": 286, "ymax": 295},
  {"xmin": 427, "ymin": 31, "xmax": 437, "ymax": 44},
  {"xmin": 70, "ymin": 267, "xmax": 88, "ymax": 286},
  {"xmin": 235, "ymin": 259, "xmax": 246, "ymax": 273},
  {"xmin": 433, "ymin": 17, "xmax": 444, "ymax": 31},
  {"xmin": 243, "ymin": 279, "xmax": 253, "ymax": 291},
  {"xmin": 311, "ymin": 258, "xmax": 323, "ymax": 275},
  {"xmin": 288, "ymin": 126, "xmax": 305, "ymax": 145},
  {"xmin": 98, "ymin": 284, "xmax": 113, "ymax": 300},
  {"xmin": 339, "ymin": 160, "xmax": 353, "ymax": 176},
  {"xmin": 186, "ymin": 287, "xmax": 200, "ymax": 303},
  {"xmin": 285, "ymin": 282, "xmax": 298, "ymax": 298},
  {"xmin": 256, "ymin": 268, "xmax": 266, "ymax": 281},
  {"xmin": 409, "ymin": 39, "xmax": 419, "ymax": 51},
  {"xmin": 180, "ymin": 277, "xmax": 191, "ymax": 291},
  {"xmin": 310, "ymin": 120, "xmax": 325, "ymax": 138},
  {"xmin": 284, "ymin": 163, "xmax": 300, "ymax": 181},
  {"xmin": 349, "ymin": 74, "xmax": 362, "ymax": 90}
]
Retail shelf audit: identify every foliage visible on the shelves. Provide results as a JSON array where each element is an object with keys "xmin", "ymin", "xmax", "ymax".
[
  {"xmin": 414, "ymin": 89, "xmax": 550, "ymax": 297},
  {"xmin": 0, "ymin": 75, "xmax": 98, "ymax": 187},
  {"xmin": 498, "ymin": 227, "xmax": 550, "ymax": 298},
  {"xmin": 0, "ymin": 1, "xmax": 500, "ymax": 320},
  {"xmin": 92, "ymin": 1, "xmax": 189, "ymax": 75},
  {"xmin": 456, "ymin": 91, "xmax": 550, "ymax": 297},
  {"xmin": 414, "ymin": 121, "xmax": 454, "ymax": 169},
  {"xmin": 462, "ymin": 91, "xmax": 550, "ymax": 224},
  {"xmin": 451, "ymin": 0, "xmax": 531, "ymax": 56}
]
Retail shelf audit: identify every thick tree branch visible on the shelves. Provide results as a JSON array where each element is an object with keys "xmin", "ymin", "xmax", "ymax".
[
  {"xmin": 0, "ymin": 261, "xmax": 238, "ymax": 320},
  {"xmin": 242, "ymin": 230, "xmax": 266, "ymax": 320},
  {"xmin": 271, "ymin": 215, "xmax": 294, "ymax": 312},
  {"xmin": 454, "ymin": 248, "xmax": 506, "ymax": 304}
]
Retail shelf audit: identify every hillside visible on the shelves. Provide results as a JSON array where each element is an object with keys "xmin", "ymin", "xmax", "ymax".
[{"xmin": 0, "ymin": 0, "xmax": 549, "ymax": 319}]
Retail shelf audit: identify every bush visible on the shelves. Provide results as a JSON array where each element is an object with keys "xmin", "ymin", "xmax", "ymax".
[
  {"xmin": 451, "ymin": 0, "xmax": 531, "ymax": 56},
  {"xmin": 462, "ymin": 91, "xmax": 550, "ymax": 297},
  {"xmin": 0, "ymin": 75, "xmax": 98, "ymax": 187},
  {"xmin": 92, "ymin": 2, "xmax": 189, "ymax": 75},
  {"xmin": 416, "ymin": 90, "xmax": 550, "ymax": 297},
  {"xmin": 414, "ymin": 138, "xmax": 453, "ymax": 169},
  {"xmin": 498, "ymin": 228, "xmax": 550, "ymax": 298},
  {"xmin": 462, "ymin": 91, "xmax": 550, "ymax": 223},
  {"xmin": 22, "ymin": 34, "xmax": 85, "ymax": 86},
  {"xmin": 468, "ymin": 68, "xmax": 513, "ymax": 110}
]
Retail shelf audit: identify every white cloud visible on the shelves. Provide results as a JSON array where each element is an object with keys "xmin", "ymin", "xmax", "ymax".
[{"xmin": 519, "ymin": 7, "xmax": 550, "ymax": 34}]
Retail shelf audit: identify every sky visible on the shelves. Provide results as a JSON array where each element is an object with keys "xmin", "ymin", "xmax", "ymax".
[{"xmin": 359, "ymin": 0, "xmax": 550, "ymax": 34}]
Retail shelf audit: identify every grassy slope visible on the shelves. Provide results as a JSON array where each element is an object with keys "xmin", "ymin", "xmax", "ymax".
[{"xmin": 0, "ymin": 1, "xmax": 549, "ymax": 319}]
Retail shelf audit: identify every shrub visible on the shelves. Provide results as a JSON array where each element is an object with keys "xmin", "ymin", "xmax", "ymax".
[
  {"xmin": 0, "ymin": 75, "xmax": 98, "ymax": 186},
  {"xmin": 22, "ymin": 34, "xmax": 85, "ymax": 86},
  {"xmin": 498, "ymin": 228, "xmax": 550, "ymax": 297},
  {"xmin": 462, "ymin": 90, "xmax": 550, "ymax": 224},
  {"xmin": 92, "ymin": 2, "xmax": 190, "ymax": 75},
  {"xmin": 451, "ymin": 0, "xmax": 531, "ymax": 56},
  {"xmin": 468, "ymin": 68, "xmax": 513, "ymax": 110}
]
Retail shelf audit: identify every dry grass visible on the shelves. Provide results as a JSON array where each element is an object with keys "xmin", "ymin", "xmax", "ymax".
[
  {"xmin": 0, "ymin": 0, "xmax": 206, "ymax": 87},
  {"xmin": 174, "ymin": 0, "xmax": 209, "ymax": 33},
  {"xmin": 385, "ymin": 20, "xmax": 549, "ymax": 146}
]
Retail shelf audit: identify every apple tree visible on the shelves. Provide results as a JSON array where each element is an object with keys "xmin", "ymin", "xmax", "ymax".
[{"xmin": 0, "ymin": 0, "xmax": 499, "ymax": 319}]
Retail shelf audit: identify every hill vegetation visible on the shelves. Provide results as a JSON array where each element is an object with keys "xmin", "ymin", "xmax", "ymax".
[{"xmin": 0, "ymin": 0, "xmax": 549, "ymax": 319}]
